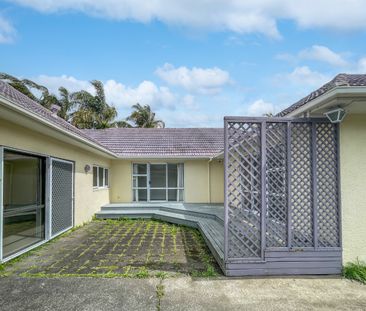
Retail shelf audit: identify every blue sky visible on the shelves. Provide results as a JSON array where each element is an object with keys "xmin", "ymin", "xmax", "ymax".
[{"xmin": 1, "ymin": 1, "xmax": 366, "ymax": 127}]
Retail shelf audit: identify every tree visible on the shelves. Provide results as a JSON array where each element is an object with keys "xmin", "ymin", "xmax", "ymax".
[
  {"xmin": 124, "ymin": 103, "xmax": 165, "ymax": 128},
  {"xmin": 71, "ymin": 80, "xmax": 118, "ymax": 129},
  {"xmin": 0, "ymin": 73, "xmax": 44, "ymax": 103},
  {"xmin": 57, "ymin": 87, "xmax": 75, "ymax": 122}
]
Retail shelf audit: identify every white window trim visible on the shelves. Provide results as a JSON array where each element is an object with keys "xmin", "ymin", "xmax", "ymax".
[
  {"xmin": 93, "ymin": 165, "xmax": 110, "ymax": 190},
  {"xmin": 132, "ymin": 163, "xmax": 184, "ymax": 202}
]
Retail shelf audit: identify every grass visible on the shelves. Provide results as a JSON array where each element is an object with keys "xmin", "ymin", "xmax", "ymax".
[{"xmin": 343, "ymin": 260, "xmax": 366, "ymax": 284}]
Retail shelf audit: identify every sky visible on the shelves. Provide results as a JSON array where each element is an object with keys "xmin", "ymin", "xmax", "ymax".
[{"xmin": 1, "ymin": 1, "xmax": 366, "ymax": 127}]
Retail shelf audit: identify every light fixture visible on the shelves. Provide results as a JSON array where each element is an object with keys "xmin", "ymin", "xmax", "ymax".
[
  {"xmin": 84, "ymin": 164, "xmax": 91, "ymax": 173},
  {"xmin": 324, "ymin": 108, "xmax": 347, "ymax": 123}
]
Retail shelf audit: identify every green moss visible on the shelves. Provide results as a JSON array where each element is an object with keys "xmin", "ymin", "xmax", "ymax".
[
  {"xmin": 191, "ymin": 265, "xmax": 218, "ymax": 278},
  {"xmin": 343, "ymin": 260, "xmax": 366, "ymax": 284},
  {"xmin": 135, "ymin": 266, "xmax": 149, "ymax": 278}
]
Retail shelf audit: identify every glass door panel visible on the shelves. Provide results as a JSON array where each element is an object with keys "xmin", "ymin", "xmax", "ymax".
[
  {"xmin": 2, "ymin": 150, "xmax": 45, "ymax": 258},
  {"xmin": 132, "ymin": 163, "xmax": 184, "ymax": 202},
  {"xmin": 150, "ymin": 189, "xmax": 166, "ymax": 201},
  {"xmin": 149, "ymin": 164, "xmax": 167, "ymax": 201},
  {"xmin": 150, "ymin": 164, "xmax": 166, "ymax": 188}
]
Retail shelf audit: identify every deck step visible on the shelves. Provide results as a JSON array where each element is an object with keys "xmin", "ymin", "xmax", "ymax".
[{"xmin": 100, "ymin": 204, "xmax": 224, "ymax": 224}]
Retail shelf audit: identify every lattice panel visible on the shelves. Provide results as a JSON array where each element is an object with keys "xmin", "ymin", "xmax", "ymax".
[
  {"xmin": 227, "ymin": 122, "xmax": 262, "ymax": 259},
  {"xmin": 225, "ymin": 118, "xmax": 341, "ymax": 265},
  {"xmin": 290, "ymin": 123, "xmax": 314, "ymax": 247},
  {"xmin": 266, "ymin": 123, "xmax": 288, "ymax": 247},
  {"xmin": 316, "ymin": 123, "xmax": 340, "ymax": 247},
  {"xmin": 51, "ymin": 160, "xmax": 73, "ymax": 237}
]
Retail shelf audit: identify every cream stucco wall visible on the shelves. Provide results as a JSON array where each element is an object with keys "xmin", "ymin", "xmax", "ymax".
[
  {"xmin": 340, "ymin": 114, "xmax": 366, "ymax": 263},
  {"xmin": 0, "ymin": 118, "xmax": 111, "ymax": 225},
  {"xmin": 109, "ymin": 159, "xmax": 224, "ymax": 204},
  {"xmin": 209, "ymin": 160, "xmax": 225, "ymax": 203}
]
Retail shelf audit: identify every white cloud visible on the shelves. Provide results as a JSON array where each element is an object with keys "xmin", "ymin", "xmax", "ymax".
[
  {"xmin": 275, "ymin": 66, "xmax": 330, "ymax": 87},
  {"xmin": 34, "ymin": 75, "xmax": 93, "ymax": 93},
  {"xmin": 159, "ymin": 111, "xmax": 222, "ymax": 128},
  {"xmin": 181, "ymin": 94, "xmax": 199, "ymax": 110},
  {"xmin": 356, "ymin": 57, "xmax": 366, "ymax": 73},
  {"xmin": 14, "ymin": 0, "xmax": 366, "ymax": 38},
  {"xmin": 246, "ymin": 99, "xmax": 275, "ymax": 116},
  {"xmin": 277, "ymin": 45, "xmax": 348, "ymax": 67},
  {"xmin": 298, "ymin": 45, "xmax": 348, "ymax": 67},
  {"xmin": 155, "ymin": 63, "xmax": 230, "ymax": 94},
  {"xmin": 0, "ymin": 16, "xmax": 16, "ymax": 43},
  {"xmin": 104, "ymin": 79, "xmax": 175, "ymax": 109},
  {"xmin": 33, "ymin": 75, "xmax": 176, "ymax": 109}
]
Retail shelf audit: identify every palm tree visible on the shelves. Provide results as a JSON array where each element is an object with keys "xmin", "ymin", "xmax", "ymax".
[
  {"xmin": 57, "ymin": 87, "xmax": 75, "ymax": 121},
  {"xmin": 0, "ymin": 73, "xmax": 43, "ymax": 103},
  {"xmin": 71, "ymin": 80, "xmax": 118, "ymax": 129},
  {"xmin": 125, "ymin": 103, "xmax": 165, "ymax": 128},
  {"xmin": 0, "ymin": 73, "xmax": 65, "ymax": 110}
]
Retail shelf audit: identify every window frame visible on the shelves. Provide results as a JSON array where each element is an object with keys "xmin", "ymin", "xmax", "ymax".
[
  {"xmin": 132, "ymin": 163, "xmax": 184, "ymax": 202},
  {"xmin": 93, "ymin": 165, "xmax": 109, "ymax": 189}
]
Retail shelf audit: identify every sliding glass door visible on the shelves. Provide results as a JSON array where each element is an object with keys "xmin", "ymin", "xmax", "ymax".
[
  {"xmin": 150, "ymin": 164, "xmax": 167, "ymax": 201},
  {"xmin": 2, "ymin": 150, "xmax": 46, "ymax": 258},
  {"xmin": 132, "ymin": 163, "xmax": 184, "ymax": 202}
]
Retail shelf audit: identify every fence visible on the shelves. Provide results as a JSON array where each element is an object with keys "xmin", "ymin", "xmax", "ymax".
[{"xmin": 224, "ymin": 117, "xmax": 341, "ymax": 276}]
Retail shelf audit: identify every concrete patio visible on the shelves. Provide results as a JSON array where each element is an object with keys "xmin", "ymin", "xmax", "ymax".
[
  {"xmin": 95, "ymin": 203, "xmax": 225, "ymax": 272},
  {"xmin": 1, "ymin": 276, "xmax": 365, "ymax": 311}
]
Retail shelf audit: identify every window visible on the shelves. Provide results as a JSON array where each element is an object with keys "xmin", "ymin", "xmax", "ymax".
[
  {"xmin": 132, "ymin": 163, "xmax": 184, "ymax": 202},
  {"xmin": 93, "ymin": 165, "xmax": 109, "ymax": 188}
]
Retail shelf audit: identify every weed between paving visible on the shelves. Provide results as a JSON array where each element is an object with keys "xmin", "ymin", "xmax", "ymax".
[{"xmin": 1, "ymin": 219, "xmax": 221, "ymax": 278}]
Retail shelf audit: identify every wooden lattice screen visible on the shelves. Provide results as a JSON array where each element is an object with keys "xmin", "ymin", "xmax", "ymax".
[{"xmin": 224, "ymin": 117, "xmax": 341, "ymax": 276}]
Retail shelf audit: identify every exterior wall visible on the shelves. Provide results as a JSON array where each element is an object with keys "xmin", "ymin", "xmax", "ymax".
[
  {"xmin": 340, "ymin": 114, "xmax": 366, "ymax": 263},
  {"xmin": 110, "ymin": 160, "xmax": 132, "ymax": 202},
  {"xmin": 209, "ymin": 160, "xmax": 224, "ymax": 203},
  {"xmin": 0, "ymin": 119, "xmax": 111, "ymax": 225},
  {"xmin": 184, "ymin": 160, "xmax": 209, "ymax": 203},
  {"xmin": 109, "ymin": 159, "xmax": 225, "ymax": 204}
]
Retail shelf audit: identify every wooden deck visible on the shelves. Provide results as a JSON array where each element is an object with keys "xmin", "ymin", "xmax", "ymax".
[{"xmin": 95, "ymin": 203, "xmax": 225, "ymax": 272}]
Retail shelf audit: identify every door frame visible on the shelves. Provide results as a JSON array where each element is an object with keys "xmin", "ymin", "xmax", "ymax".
[
  {"xmin": 0, "ymin": 146, "xmax": 48, "ymax": 262},
  {"xmin": 0, "ymin": 146, "xmax": 75, "ymax": 263},
  {"xmin": 132, "ymin": 162, "xmax": 184, "ymax": 203},
  {"xmin": 49, "ymin": 157, "xmax": 75, "ymax": 239}
]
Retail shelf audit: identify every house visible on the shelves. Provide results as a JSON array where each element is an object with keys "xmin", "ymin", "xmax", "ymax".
[
  {"xmin": 0, "ymin": 80, "xmax": 224, "ymax": 262},
  {"xmin": 277, "ymin": 73, "xmax": 366, "ymax": 267},
  {"xmin": 0, "ymin": 74, "xmax": 365, "ymax": 276}
]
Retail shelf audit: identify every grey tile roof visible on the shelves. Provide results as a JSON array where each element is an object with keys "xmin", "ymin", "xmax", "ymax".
[
  {"xmin": 82, "ymin": 128, "xmax": 224, "ymax": 158},
  {"xmin": 277, "ymin": 74, "xmax": 366, "ymax": 117},
  {"xmin": 0, "ymin": 80, "xmax": 111, "ymax": 152}
]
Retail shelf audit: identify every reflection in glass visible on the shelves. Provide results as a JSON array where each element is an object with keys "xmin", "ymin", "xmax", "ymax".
[{"xmin": 3, "ymin": 151, "xmax": 45, "ymax": 258}]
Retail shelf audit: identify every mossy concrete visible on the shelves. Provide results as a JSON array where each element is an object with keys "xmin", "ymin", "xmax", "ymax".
[{"xmin": 2, "ymin": 219, "xmax": 220, "ymax": 278}]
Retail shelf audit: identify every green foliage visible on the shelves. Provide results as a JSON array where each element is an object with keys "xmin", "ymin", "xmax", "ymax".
[
  {"xmin": 343, "ymin": 260, "xmax": 366, "ymax": 284},
  {"xmin": 124, "ymin": 103, "xmax": 165, "ymax": 128},
  {"xmin": 0, "ymin": 72, "xmax": 165, "ymax": 129},
  {"xmin": 135, "ymin": 266, "xmax": 150, "ymax": 278},
  {"xmin": 71, "ymin": 81, "xmax": 119, "ymax": 129}
]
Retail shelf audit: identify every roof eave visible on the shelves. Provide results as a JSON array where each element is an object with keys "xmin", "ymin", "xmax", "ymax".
[
  {"xmin": 115, "ymin": 154, "xmax": 218, "ymax": 160},
  {"xmin": 284, "ymin": 86, "xmax": 366, "ymax": 117},
  {"xmin": 0, "ymin": 94, "xmax": 118, "ymax": 158}
]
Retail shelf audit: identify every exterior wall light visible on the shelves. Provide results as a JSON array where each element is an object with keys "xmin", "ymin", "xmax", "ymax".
[
  {"xmin": 84, "ymin": 164, "xmax": 91, "ymax": 173},
  {"xmin": 324, "ymin": 108, "xmax": 347, "ymax": 123}
]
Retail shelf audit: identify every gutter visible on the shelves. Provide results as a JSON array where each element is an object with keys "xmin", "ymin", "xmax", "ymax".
[
  {"xmin": 0, "ymin": 94, "xmax": 117, "ymax": 158},
  {"xmin": 285, "ymin": 86, "xmax": 366, "ymax": 117}
]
